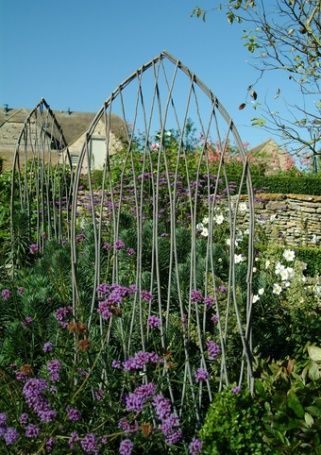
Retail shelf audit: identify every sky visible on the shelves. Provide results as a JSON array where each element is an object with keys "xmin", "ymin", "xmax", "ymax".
[{"xmin": 0, "ymin": 0, "xmax": 302, "ymax": 149}]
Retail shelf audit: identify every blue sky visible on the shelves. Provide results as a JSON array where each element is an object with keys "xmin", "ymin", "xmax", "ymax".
[{"xmin": 0, "ymin": 0, "xmax": 301, "ymax": 148}]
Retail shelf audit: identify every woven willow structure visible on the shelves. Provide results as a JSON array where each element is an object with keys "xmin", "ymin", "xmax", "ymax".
[
  {"xmin": 10, "ymin": 99, "xmax": 74, "ymax": 258},
  {"xmin": 70, "ymin": 51, "xmax": 255, "ymax": 419}
]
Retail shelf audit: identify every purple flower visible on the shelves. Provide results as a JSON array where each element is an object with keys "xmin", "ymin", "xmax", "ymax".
[
  {"xmin": 1, "ymin": 289, "xmax": 11, "ymax": 301},
  {"xmin": 0, "ymin": 412, "xmax": 7, "ymax": 425},
  {"xmin": 76, "ymin": 233, "xmax": 85, "ymax": 243},
  {"xmin": 127, "ymin": 248, "xmax": 135, "ymax": 256},
  {"xmin": 134, "ymin": 382, "xmax": 157, "ymax": 400},
  {"xmin": 66, "ymin": 406, "xmax": 81, "ymax": 421},
  {"xmin": 189, "ymin": 437, "xmax": 203, "ymax": 454},
  {"xmin": 25, "ymin": 424, "xmax": 39, "ymax": 439},
  {"xmin": 29, "ymin": 243, "xmax": 39, "ymax": 255},
  {"xmin": 22, "ymin": 316, "xmax": 33, "ymax": 327},
  {"xmin": 204, "ymin": 296, "xmax": 215, "ymax": 308},
  {"xmin": 45, "ymin": 437, "xmax": 55, "ymax": 453},
  {"xmin": 147, "ymin": 315, "xmax": 161, "ymax": 328},
  {"xmin": 4, "ymin": 427, "xmax": 19, "ymax": 445},
  {"xmin": 119, "ymin": 439, "xmax": 134, "ymax": 455},
  {"xmin": 102, "ymin": 242, "xmax": 112, "ymax": 251},
  {"xmin": 43, "ymin": 342, "xmax": 54, "ymax": 353},
  {"xmin": 23, "ymin": 378, "xmax": 56, "ymax": 423},
  {"xmin": 218, "ymin": 285, "xmax": 227, "ymax": 293},
  {"xmin": 211, "ymin": 314, "xmax": 219, "ymax": 324},
  {"xmin": 68, "ymin": 431, "xmax": 79, "ymax": 449},
  {"xmin": 152, "ymin": 394, "xmax": 172, "ymax": 420},
  {"xmin": 81, "ymin": 433, "xmax": 98, "ymax": 454},
  {"xmin": 165, "ymin": 429, "xmax": 182, "ymax": 445},
  {"xmin": 47, "ymin": 359, "xmax": 62, "ymax": 382},
  {"xmin": 112, "ymin": 359, "xmax": 122, "ymax": 369},
  {"xmin": 206, "ymin": 340, "xmax": 220, "ymax": 360},
  {"xmin": 123, "ymin": 351, "xmax": 161, "ymax": 371},
  {"xmin": 19, "ymin": 413, "xmax": 29, "ymax": 425},
  {"xmin": 118, "ymin": 418, "xmax": 139, "ymax": 434},
  {"xmin": 141, "ymin": 289, "xmax": 153, "ymax": 302},
  {"xmin": 191, "ymin": 289, "xmax": 203, "ymax": 303},
  {"xmin": 54, "ymin": 306, "xmax": 72, "ymax": 328},
  {"xmin": 17, "ymin": 287, "xmax": 25, "ymax": 295},
  {"xmin": 94, "ymin": 388, "xmax": 105, "ymax": 401},
  {"xmin": 232, "ymin": 385, "xmax": 241, "ymax": 394},
  {"xmin": 115, "ymin": 239, "xmax": 125, "ymax": 251},
  {"xmin": 98, "ymin": 301, "xmax": 112, "ymax": 321},
  {"xmin": 125, "ymin": 393, "xmax": 144, "ymax": 413},
  {"xmin": 194, "ymin": 368, "xmax": 209, "ymax": 383}
]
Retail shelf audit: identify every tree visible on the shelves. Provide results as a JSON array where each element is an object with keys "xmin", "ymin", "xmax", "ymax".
[{"xmin": 192, "ymin": 0, "xmax": 321, "ymax": 171}]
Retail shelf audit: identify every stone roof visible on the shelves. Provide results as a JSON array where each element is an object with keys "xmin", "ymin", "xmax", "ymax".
[
  {"xmin": 247, "ymin": 139, "xmax": 295, "ymax": 174},
  {"xmin": 0, "ymin": 107, "xmax": 127, "ymax": 149}
]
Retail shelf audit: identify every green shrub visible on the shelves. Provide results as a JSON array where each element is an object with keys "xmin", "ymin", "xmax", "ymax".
[
  {"xmin": 200, "ymin": 388, "xmax": 271, "ymax": 454},
  {"xmin": 252, "ymin": 175, "xmax": 321, "ymax": 195}
]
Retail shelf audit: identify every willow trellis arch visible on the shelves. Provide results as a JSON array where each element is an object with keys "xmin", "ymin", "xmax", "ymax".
[
  {"xmin": 10, "ymin": 98, "xmax": 74, "ymax": 264},
  {"xmin": 71, "ymin": 51, "xmax": 255, "ymax": 421}
]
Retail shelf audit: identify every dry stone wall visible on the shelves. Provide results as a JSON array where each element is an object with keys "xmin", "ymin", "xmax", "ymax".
[{"xmin": 237, "ymin": 193, "xmax": 321, "ymax": 247}]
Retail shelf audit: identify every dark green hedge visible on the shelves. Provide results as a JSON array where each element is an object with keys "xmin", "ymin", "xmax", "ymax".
[{"xmin": 252, "ymin": 175, "xmax": 321, "ymax": 196}]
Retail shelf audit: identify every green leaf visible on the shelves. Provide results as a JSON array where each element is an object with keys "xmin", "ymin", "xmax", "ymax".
[
  {"xmin": 251, "ymin": 117, "xmax": 266, "ymax": 127},
  {"xmin": 308, "ymin": 362, "xmax": 320, "ymax": 381},
  {"xmin": 287, "ymin": 391, "xmax": 305, "ymax": 418},
  {"xmin": 304, "ymin": 412, "xmax": 314, "ymax": 427},
  {"xmin": 308, "ymin": 345, "xmax": 321, "ymax": 362}
]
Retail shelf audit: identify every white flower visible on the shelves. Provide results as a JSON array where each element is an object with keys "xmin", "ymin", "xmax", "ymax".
[
  {"xmin": 201, "ymin": 227, "xmax": 209, "ymax": 237},
  {"xmin": 253, "ymin": 294, "xmax": 260, "ymax": 303},
  {"xmin": 214, "ymin": 214, "xmax": 224, "ymax": 225},
  {"xmin": 226, "ymin": 238, "xmax": 238, "ymax": 247},
  {"xmin": 202, "ymin": 216, "xmax": 209, "ymax": 225},
  {"xmin": 196, "ymin": 223, "xmax": 204, "ymax": 231},
  {"xmin": 272, "ymin": 283, "xmax": 282, "ymax": 295},
  {"xmin": 218, "ymin": 258, "xmax": 222, "ymax": 263},
  {"xmin": 283, "ymin": 249, "xmax": 295, "ymax": 262},
  {"xmin": 239, "ymin": 202, "xmax": 248, "ymax": 213},
  {"xmin": 284, "ymin": 281, "xmax": 291, "ymax": 288},
  {"xmin": 286, "ymin": 267, "xmax": 294, "ymax": 279},
  {"xmin": 265, "ymin": 260, "xmax": 270, "ymax": 269},
  {"xmin": 302, "ymin": 276, "xmax": 307, "ymax": 283},
  {"xmin": 258, "ymin": 288, "xmax": 264, "ymax": 296},
  {"xmin": 253, "ymin": 267, "xmax": 257, "ymax": 273},
  {"xmin": 275, "ymin": 262, "xmax": 286, "ymax": 275},
  {"xmin": 270, "ymin": 214, "xmax": 277, "ymax": 222},
  {"xmin": 234, "ymin": 254, "xmax": 245, "ymax": 264}
]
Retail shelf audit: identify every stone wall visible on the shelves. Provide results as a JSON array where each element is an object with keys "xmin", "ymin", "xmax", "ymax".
[{"xmin": 238, "ymin": 193, "xmax": 321, "ymax": 247}]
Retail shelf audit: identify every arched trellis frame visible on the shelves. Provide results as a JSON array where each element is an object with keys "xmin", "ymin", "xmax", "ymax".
[
  {"xmin": 71, "ymin": 51, "xmax": 255, "ymax": 423},
  {"xmin": 10, "ymin": 99, "xmax": 74, "ymax": 267}
]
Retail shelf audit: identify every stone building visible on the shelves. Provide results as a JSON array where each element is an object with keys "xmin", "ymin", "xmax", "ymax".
[{"xmin": 0, "ymin": 107, "xmax": 127, "ymax": 172}]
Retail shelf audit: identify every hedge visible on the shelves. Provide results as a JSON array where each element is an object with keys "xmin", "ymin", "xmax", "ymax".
[{"xmin": 251, "ymin": 175, "xmax": 321, "ymax": 196}]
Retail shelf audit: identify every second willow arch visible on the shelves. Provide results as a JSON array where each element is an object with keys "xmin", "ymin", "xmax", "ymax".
[{"xmin": 70, "ymin": 51, "xmax": 255, "ymax": 419}]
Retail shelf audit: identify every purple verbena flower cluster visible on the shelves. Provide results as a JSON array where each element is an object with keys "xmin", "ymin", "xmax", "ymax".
[
  {"xmin": 43, "ymin": 341, "xmax": 54, "ymax": 353},
  {"xmin": 54, "ymin": 306, "xmax": 73, "ymax": 328},
  {"xmin": 22, "ymin": 378, "xmax": 56, "ymax": 423},
  {"xmin": 81, "ymin": 433, "xmax": 98, "ymax": 454},
  {"xmin": 189, "ymin": 437, "xmax": 203, "ymax": 454},
  {"xmin": 66, "ymin": 406, "xmax": 81, "ymax": 422},
  {"xmin": 191, "ymin": 290, "xmax": 215, "ymax": 308},
  {"xmin": 1, "ymin": 289, "xmax": 11, "ymax": 301},
  {"xmin": 119, "ymin": 438, "xmax": 134, "ymax": 455},
  {"xmin": 123, "ymin": 351, "xmax": 161, "ymax": 371},
  {"xmin": 47, "ymin": 359, "xmax": 62, "ymax": 382},
  {"xmin": 153, "ymin": 394, "xmax": 182, "ymax": 445},
  {"xmin": 97, "ymin": 283, "xmax": 135, "ymax": 321},
  {"xmin": 125, "ymin": 382, "xmax": 157, "ymax": 413},
  {"xmin": 206, "ymin": 340, "xmax": 220, "ymax": 360},
  {"xmin": 194, "ymin": 368, "xmax": 210, "ymax": 383},
  {"xmin": 147, "ymin": 315, "xmax": 161, "ymax": 328}
]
